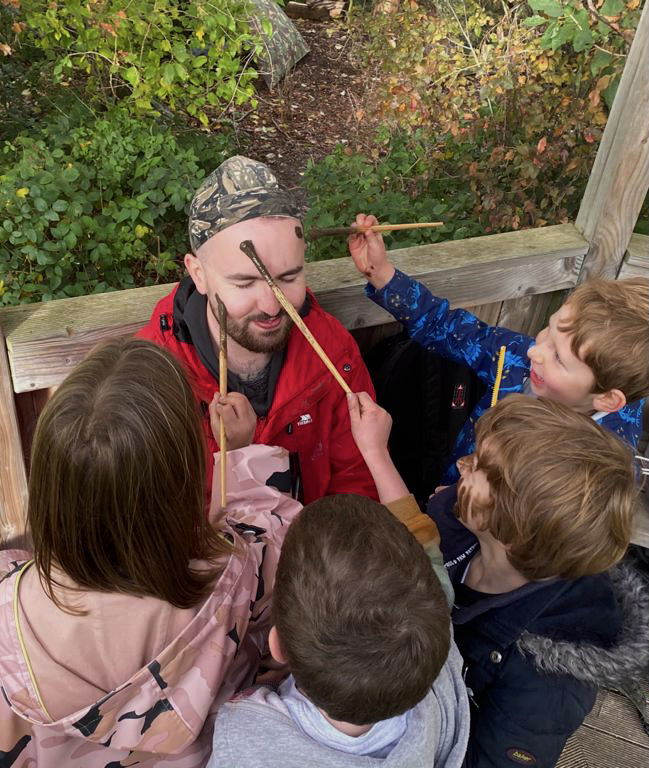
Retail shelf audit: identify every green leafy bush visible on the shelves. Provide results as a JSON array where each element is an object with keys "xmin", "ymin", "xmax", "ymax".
[
  {"xmin": 0, "ymin": 108, "xmax": 234, "ymax": 305},
  {"xmin": 523, "ymin": 0, "xmax": 640, "ymax": 108},
  {"xmin": 7, "ymin": 0, "xmax": 263, "ymax": 125},
  {"xmin": 304, "ymin": 131, "xmax": 482, "ymax": 262},
  {"xmin": 340, "ymin": 0, "xmax": 639, "ymax": 236}
]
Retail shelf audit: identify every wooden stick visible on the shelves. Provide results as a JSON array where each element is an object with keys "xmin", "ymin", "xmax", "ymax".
[
  {"xmin": 240, "ymin": 240, "xmax": 352, "ymax": 394},
  {"xmin": 217, "ymin": 298, "xmax": 228, "ymax": 510},
  {"xmin": 309, "ymin": 222, "xmax": 444, "ymax": 239}
]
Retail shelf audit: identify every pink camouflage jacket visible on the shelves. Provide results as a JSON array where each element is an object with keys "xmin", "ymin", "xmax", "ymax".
[{"xmin": 0, "ymin": 445, "xmax": 301, "ymax": 767}]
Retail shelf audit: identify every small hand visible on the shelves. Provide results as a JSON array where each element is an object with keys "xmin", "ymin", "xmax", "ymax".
[
  {"xmin": 209, "ymin": 392, "xmax": 257, "ymax": 450},
  {"xmin": 347, "ymin": 213, "xmax": 395, "ymax": 289},
  {"xmin": 429, "ymin": 485, "xmax": 449, "ymax": 500},
  {"xmin": 347, "ymin": 391, "xmax": 392, "ymax": 459}
]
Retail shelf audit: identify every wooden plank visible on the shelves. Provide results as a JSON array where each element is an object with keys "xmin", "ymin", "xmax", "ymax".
[
  {"xmin": 0, "ymin": 283, "xmax": 174, "ymax": 394},
  {"xmin": 619, "ymin": 232, "xmax": 649, "ymax": 278},
  {"xmin": 556, "ymin": 731, "xmax": 589, "ymax": 768},
  {"xmin": 633, "ymin": 501, "xmax": 649, "ymax": 548},
  {"xmin": 0, "ymin": 326, "xmax": 28, "ymax": 543},
  {"xmin": 575, "ymin": 1, "xmax": 649, "ymax": 280},
  {"xmin": 569, "ymin": 729, "xmax": 649, "ymax": 768},
  {"xmin": 464, "ymin": 301, "xmax": 503, "ymax": 326},
  {"xmin": 0, "ymin": 224, "xmax": 588, "ymax": 393},
  {"xmin": 15, "ymin": 389, "xmax": 52, "ymax": 469},
  {"xmin": 497, "ymin": 291, "xmax": 562, "ymax": 337},
  {"xmin": 583, "ymin": 686, "xmax": 649, "ymax": 748},
  {"xmin": 558, "ymin": 686, "xmax": 649, "ymax": 768}
]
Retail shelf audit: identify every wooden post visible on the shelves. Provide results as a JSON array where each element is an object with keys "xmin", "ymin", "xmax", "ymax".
[
  {"xmin": 0, "ymin": 325, "xmax": 28, "ymax": 545},
  {"xmin": 575, "ymin": 0, "xmax": 649, "ymax": 280}
]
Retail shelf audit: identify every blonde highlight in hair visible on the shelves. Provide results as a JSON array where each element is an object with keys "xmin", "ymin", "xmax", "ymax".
[
  {"xmin": 28, "ymin": 338, "xmax": 231, "ymax": 611},
  {"xmin": 561, "ymin": 277, "xmax": 649, "ymax": 402},
  {"xmin": 473, "ymin": 395, "xmax": 637, "ymax": 580}
]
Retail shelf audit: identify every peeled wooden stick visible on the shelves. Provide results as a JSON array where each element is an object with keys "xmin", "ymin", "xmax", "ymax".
[
  {"xmin": 240, "ymin": 240, "xmax": 352, "ymax": 395},
  {"xmin": 309, "ymin": 221, "xmax": 444, "ymax": 239},
  {"xmin": 217, "ymin": 298, "xmax": 228, "ymax": 509}
]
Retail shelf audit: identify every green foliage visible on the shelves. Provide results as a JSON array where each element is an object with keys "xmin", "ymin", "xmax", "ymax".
[
  {"xmin": 8, "ymin": 0, "xmax": 261, "ymax": 126},
  {"xmin": 304, "ymin": 131, "xmax": 481, "ymax": 262},
  {"xmin": 523, "ymin": 0, "xmax": 640, "ymax": 107},
  {"xmin": 0, "ymin": 108, "xmax": 233, "ymax": 305},
  {"xmin": 339, "ymin": 0, "xmax": 637, "ymax": 237}
]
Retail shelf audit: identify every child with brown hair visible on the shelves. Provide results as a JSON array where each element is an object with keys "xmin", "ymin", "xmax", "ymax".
[
  {"xmin": 209, "ymin": 493, "xmax": 470, "ymax": 768},
  {"xmin": 0, "ymin": 338, "xmax": 302, "ymax": 767},
  {"xmin": 347, "ymin": 391, "xmax": 649, "ymax": 768},
  {"xmin": 349, "ymin": 213, "xmax": 649, "ymax": 485}
]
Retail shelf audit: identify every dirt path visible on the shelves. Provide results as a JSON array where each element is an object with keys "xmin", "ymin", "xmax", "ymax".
[{"xmin": 228, "ymin": 19, "xmax": 381, "ymax": 188}]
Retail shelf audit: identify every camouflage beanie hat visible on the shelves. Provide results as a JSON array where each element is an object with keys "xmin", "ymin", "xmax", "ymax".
[{"xmin": 188, "ymin": 155, "xmax": 303, "ymax": 253}]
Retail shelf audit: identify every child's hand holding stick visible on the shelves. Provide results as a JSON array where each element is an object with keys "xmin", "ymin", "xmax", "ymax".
[
  {"xmin": 347, "ymin": 214, "xmax": 398, "ymax": 290},
  {"xmin": 348, "ymin": 392, "xmax": 441, "ymax": 549},
  {"xmin": 347, "ymin": 391, "xmax": 409, "ymax": 503}
]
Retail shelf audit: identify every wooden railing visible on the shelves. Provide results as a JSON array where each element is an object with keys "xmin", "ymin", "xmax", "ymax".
[
  {"xmin": 1, "ymin": 223, "xmax": 586, "ymax": 393},
  {"xmin": 2, "ymin": 223, "xmax": 648, "ymax": 547}
]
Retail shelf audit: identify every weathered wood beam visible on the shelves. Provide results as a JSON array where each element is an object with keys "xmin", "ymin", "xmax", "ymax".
[
  {"xmin": 618, "ymin": 232, "xmax": 649, "ymax": 278},
  {"xmin": 0, "ymin": 224, "xmax": 588, "ymax": 393},
  {"xmin": 0, "ymin": 326, "xmax": 28, "ymax": 543},
  {"xmin": 575, "ymin": 0, "xmax": 649, "ymax": 280},
  {"xmin": 497, "ymin": 290, "xmax": 563, "ymax": 337},
  {"xmin": 636, "ymin": 503, "xmax": 649, "ymax": 549}
]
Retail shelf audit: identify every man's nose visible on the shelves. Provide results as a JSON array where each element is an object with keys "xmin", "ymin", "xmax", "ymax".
[{"xmin": 258, "ymin": 284, "xmax": 282, "ymax": 316}]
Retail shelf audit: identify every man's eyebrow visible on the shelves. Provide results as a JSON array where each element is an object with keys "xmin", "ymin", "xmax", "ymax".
[
  {"xmin": 277, "ymin": 265, "xmax": 303, "ymax": 279},
  {"xmin": 226, "ymin": 266, "xmax": 303, "ymax": 281}
]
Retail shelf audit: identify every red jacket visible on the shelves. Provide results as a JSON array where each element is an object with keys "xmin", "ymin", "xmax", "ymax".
[{"xmin": 137, "ymin": 280, "xmax": 378, "ymax": 504}]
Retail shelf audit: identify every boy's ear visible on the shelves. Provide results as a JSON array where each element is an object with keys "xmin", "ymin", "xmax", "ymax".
[
  {"xmin": 591, "ymin": 388, "xmax": 626, "ymax": 414},
  {"xmin": 268, "ymin": 626, "xmax": 288, "ymax": 664},
  {"xmin": 184, "ymin": 252, "xmax": 208, "ymax": 295}
]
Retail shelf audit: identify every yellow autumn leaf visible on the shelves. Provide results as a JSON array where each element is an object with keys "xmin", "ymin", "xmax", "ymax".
[
  {"xmin": 195, "ymin": 26, "xmax": 205, "ymax": 42},
  {"xmin": 0, "ymin": 42, "xmax": 12, "ymax": 56},
  {"xmin": 16, "ymin": 187, "xmax": 29, "ymax": 198},
  {"xmin": 537, "ymin": 56, "xmax": 549, "ymax": 72},
  {"xmin": 0, "ymin": 280, "xmax": 5, "ymax": 297}
]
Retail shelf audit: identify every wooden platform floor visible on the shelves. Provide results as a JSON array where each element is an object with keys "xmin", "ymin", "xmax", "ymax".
[{"xmin": 557, "ymin": 682, "xmax": 649, "ymax": 768}]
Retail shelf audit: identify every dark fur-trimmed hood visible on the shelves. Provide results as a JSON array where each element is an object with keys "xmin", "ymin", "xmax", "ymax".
[{"xmin": 518, "ymin": 563, "xmax": 649, "ymax": 726}]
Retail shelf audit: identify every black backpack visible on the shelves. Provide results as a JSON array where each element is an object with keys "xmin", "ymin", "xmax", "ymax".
[{"xmin": 364, "ymin": 331, "xmax": 486, "ymax": 508}]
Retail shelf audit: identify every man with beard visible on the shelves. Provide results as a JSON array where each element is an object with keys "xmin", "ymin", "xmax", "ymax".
[{"xmin": 138, "ymin": 156, "xmax": 377, "ymax": 504}]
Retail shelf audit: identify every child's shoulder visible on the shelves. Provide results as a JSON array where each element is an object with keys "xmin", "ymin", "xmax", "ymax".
[
  {"xmin": 227, "ymin": 683, "xmax": 281, "ymax": 706},
  {"xmin": 213, "ymin": 683, "xmax": 287, "ymax": 732},
  {"xmin": 598, "ymin": 399, "xmax": 645, "ymax": 447}
]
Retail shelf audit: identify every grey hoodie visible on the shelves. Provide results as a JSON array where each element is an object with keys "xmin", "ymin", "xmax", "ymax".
[{"xmin": 208, "ymin": 641, "xmax": 469, "ymax": 768}]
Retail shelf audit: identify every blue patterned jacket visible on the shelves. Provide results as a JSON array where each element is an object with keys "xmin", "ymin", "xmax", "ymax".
[{"xmin": 367, "ymin": 270, "xmax": 645, "ymax": 484}]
